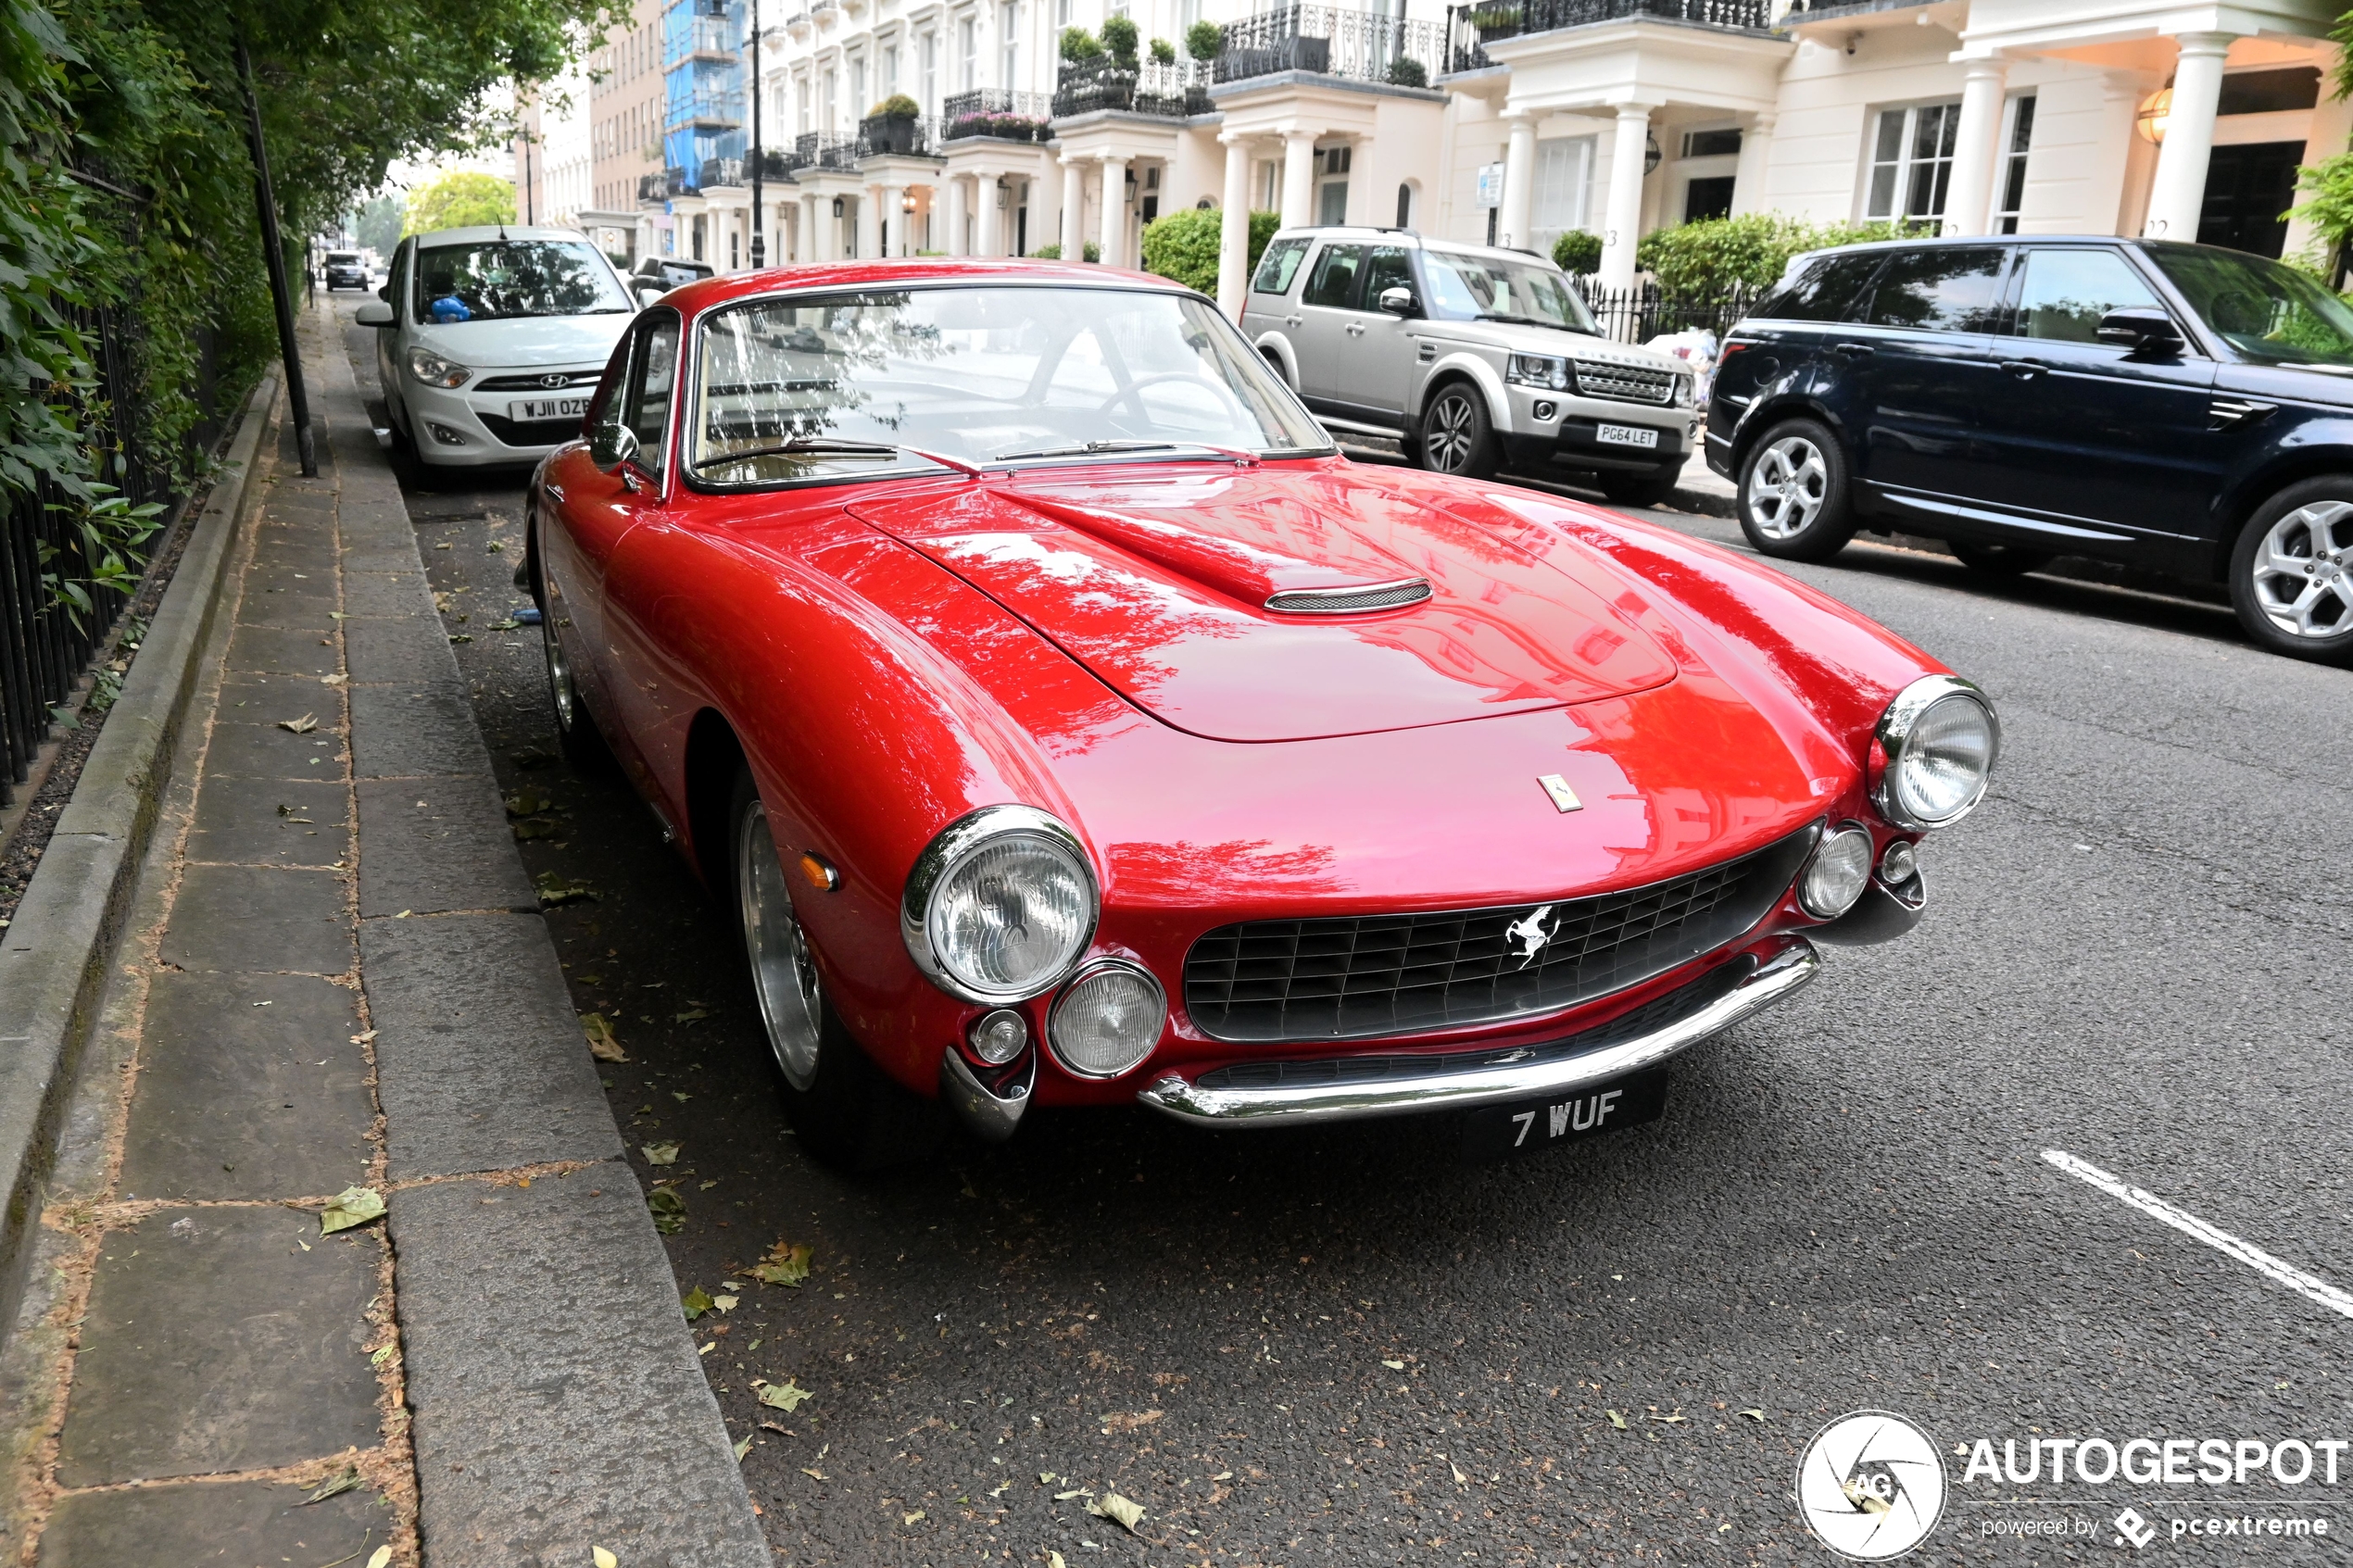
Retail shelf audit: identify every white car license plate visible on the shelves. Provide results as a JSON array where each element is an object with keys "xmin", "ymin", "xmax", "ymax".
[
  {"xmin": 1595, "ymin": 422, "xmax": 1659, "ymax": 449},
  {"xmin": 510, "ymin": 397, "xmax": 588, "ymax": 421}
]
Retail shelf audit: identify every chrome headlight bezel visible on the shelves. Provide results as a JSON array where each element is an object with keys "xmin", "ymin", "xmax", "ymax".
[
  {"xmin": 1506, "ymin": 352, "xmax": 1568, "ymax": 391},
  {"xmin": 1046, "ymin": 959, "xmax": 1167, "ymax": 1080},
  {"xmin": 1874, "ymin": 674, "xmax": 2000, "ymax": 831},
  {"xmin": 406, "ymin": 345, "xmax": 472, "ymax": 389},
  {"xmin": 1797, "ymin": 821, "xmax": 1876, "ymax": 920},
  {"xmin": 900, "ymin": 804, "xmax": 1100, "ymax": 1005}
]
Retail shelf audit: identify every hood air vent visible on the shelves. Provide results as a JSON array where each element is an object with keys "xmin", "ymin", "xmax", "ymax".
[{"xmin": 1264, "ymin": 577, "xmax": 1432, "ymax": 615}]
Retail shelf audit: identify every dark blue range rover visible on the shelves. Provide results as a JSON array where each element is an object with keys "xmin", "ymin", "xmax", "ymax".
[{"xmin": 1705, "ymin": 236, "xmax": 2353, "ymax": 664}]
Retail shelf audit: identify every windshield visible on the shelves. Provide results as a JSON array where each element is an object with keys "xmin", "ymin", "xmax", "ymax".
[
  {"xmin": 688, "ymin": 285, "xmax": 1332, "ymax": 486},
  {"xmin": 2146, "ymin": 245, "xmax": 2353, "ymax": 367},
  {"xmin": 1421, "ymin": 250, "xmax": 1597, "ymax": 332},
  {"xmin": 326, "ymin": 252, "xmax": 360, "ymax": 266},
  {"xmin": 412, "ymin": 240, "xmax": 631, "ymax": 323}
]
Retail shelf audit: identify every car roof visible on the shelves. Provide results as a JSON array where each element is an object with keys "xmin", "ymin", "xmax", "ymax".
[
  {"xmin": 1267, "ymin": 225, "xmax": 1557, "ymax": 268},
  {"xmin": 410, "ymin": 226, "xmax": 606, "ymax": 248},
  {"xmin": 656, "ymin": 256, "xmax": 1194, "ymax": 318}
]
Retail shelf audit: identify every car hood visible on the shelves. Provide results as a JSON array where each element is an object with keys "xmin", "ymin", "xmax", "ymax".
[
  {"xmin": 1417, "ymin": 319, "xmax": 1684, "ymax": 371},
  {"xmin": 846, "ymin": 463, "xmax": 1677, "ymax": 743},
  {"xmin": 409, "ymin": 312, "xmax": 633, "ymax": 370}
]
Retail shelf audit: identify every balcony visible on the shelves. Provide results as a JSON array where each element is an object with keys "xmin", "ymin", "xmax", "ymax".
[
  {"xmin": 788, "ymin": 131, "xmax": 861, "ymax": 171},
  {"xmin": 1052, "ymin": 57, "xmax": 1214, "ymax": 119},
  {"xmin": 698, "ymin": 150, "xmax": 795, "ymax": 188},
  {"xmin": 1213, "ymin": 6, "xmax": 1445, "ymax": 89},
  {"xmin": 688, "ymin": 15, "xmax": 736, "ymax": 59},
  {"xmin": 638, "ymin": 168, "xmax": 690, "ymax": 203},
  {"xmin": 1444, "ymin": 0, "xmax": 1771, "ymax": 71},
  {"xmin": 940, "ymin": 90, "xmax": 1053, "ymax": 143},
  {"xmin": 673, "ymin": 86, "xmax": 744, "ymax": 129},
  {"xmin": 856, "ymin": 112, "xmax": 940, "ymax": 158}
]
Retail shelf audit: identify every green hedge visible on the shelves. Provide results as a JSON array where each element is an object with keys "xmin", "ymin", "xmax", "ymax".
[
  {"xmin": 1138, "ymin": 207, "xmax": 1279, "ymax": 295},
  {"xmin": 1633, "ymin": 212, "xmax": 1932, "ymax": 296}
]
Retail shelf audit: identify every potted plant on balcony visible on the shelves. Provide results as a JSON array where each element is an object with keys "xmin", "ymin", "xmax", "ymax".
[
  {"xmin": 1101, "ymin": 14, "xmax": 1139, "ymax": 66},
  {"xmin": 1385, "ymin": 56, "xmax": 1428, "ymax": 88},
  {"xmin": 862, "ymin": 93, "xmax": 923, "ymax": 155}
]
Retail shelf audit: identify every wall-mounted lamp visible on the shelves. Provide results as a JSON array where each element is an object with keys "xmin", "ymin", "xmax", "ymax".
[
  {"xmin": 832, "ymin": 195, "xmax": 846, "ymax": 216},
  {"xmin": 2136, "ymin": 86, "xmax": 2172, "ymax": 144}
]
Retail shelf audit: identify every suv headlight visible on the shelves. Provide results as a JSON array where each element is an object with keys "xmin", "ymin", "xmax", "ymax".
[
  {"xmin": 901, "ymin": 805, "xmax": 1098, "ymax": 1003},
  {"xmin": 1874, "ymin": 676, "xmax": 1999, "ymax": 830},
  {"xmin": 407, "ymin": 346, "xmax": 472, "ymax": 389},
  {"xmin": 1506, "ymin": 353, "xmax": 1568, "ymax": 391},
  {"xmin": 1673, "ymin": 371, "xmax": 1695, "ymax": 408}
]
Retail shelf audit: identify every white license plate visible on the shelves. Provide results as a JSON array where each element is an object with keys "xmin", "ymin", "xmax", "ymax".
[
  {"xmin": 510, "ymin": 397, "xmax": 588, "ymax": 421},
  {"xmin": 1595, "ymin": 422, "xmax": 1659, "ymax": 449}
]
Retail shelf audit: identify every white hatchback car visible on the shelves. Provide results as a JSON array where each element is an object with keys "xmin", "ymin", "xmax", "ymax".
[{"xmin": 356, "ymin": 226, "xmax": 635, "ymax": 469}]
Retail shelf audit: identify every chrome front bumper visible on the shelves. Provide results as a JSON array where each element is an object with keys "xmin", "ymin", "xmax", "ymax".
[{"xmin": 1135, "ymin": 935, "xmax": 1818, "ymax": 1128}]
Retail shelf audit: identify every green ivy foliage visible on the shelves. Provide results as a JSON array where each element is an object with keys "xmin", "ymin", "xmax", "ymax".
[
  {"xmin": 1631, "ymin": 211, "xmax": 1931, "ymax": 296},
  {"xmin": 1138, "ymin": 207, "xmax": 1279, "ymax": 296}
]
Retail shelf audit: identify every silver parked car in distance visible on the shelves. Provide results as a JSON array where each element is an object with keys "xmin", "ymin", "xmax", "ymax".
[{"xmin": 1240, "ymin": 226, "xmax": 1699, "ymax": 507}]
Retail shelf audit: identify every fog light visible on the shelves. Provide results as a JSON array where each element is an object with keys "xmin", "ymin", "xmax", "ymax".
[
  {"xmin": 427, "ymin": 422, "xmax": 468, "ymax": 446},
  {"xmin": 969, "ymin": 1008, "xmax": 1028, "ymax": 1066},
  {"xmin": 1879, "ymin": 839, "xmax": 1919, "ymax": 886},
  {"xmin": 1047, "ymin": 961, "xmax": 1165, "ymax": 1079},
  {"xmin": 1532, "ymin": 400, "xmax": 1557, "ymax": 421},
  {"xmin": 1798, "ymin": 823, "xmax": 1874, "ymax": 920}
]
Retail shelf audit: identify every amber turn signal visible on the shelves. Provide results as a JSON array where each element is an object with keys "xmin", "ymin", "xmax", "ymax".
[{"xmin": 798, "ymin": 852, "xmax": 839, "ymax": 891}]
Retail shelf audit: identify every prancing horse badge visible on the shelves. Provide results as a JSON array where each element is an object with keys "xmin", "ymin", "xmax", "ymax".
[{"xmin": 1538, "ymin": 773, "xmax": 1582, "ymax": 813}]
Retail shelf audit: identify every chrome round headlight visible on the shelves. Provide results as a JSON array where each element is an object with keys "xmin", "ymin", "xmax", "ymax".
[
  {"xmin": 1874, "ymin": 675, "xmax": 1998, "ymax": 831},
  {"xmin": 901, "ymin": 805, "xmax": 1098, "ymax": 1004},
  {"xmin": 1798, "ymin": 822, "xmax": 1875, "ymax": 920},
  {"xmin": 969, "ymin": 1008, "xmax": 1028, "ymax": 1066},
  {"xmin": 1047, "ymin": 961, "xmax": 1166, "ymax": 1079}
]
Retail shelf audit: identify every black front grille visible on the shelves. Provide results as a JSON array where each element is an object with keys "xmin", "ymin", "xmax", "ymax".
[
  {"xmin": 1193, "ymin": 951, "xmax": 1755, "ymax": 1092},
  {"xmin": 1183, "ymin": 824, "xmax": 1817, "ymax": 1043},
  {"xmin": 478, "ymin": 412, "xmax": 585, "ymax": 448}
]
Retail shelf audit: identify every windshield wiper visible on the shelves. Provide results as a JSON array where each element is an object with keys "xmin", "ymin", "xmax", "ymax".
[
  {"xmin": 1479, "ymin": 312, "xmax": 1592, "ymax": 332},
  {"xmin": 990, "ymin": 439, "xmax": 1179, "ymax": 462},
  {"xmin": 692, "ymin": 438, "xmax": 906, "ymax": 469}
]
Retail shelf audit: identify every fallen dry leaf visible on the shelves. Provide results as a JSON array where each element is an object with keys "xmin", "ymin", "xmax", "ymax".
[
  {"xmin": 366, "ymin": 1550, "xmax": 391, "ymax": 1568},
  {"xmin": 1739, "ymin": 1409, "xmax": 1767, "ymax": 1422},
  {"xmin": 902, "ymin": 1511, "xmax": 925, "ymax": 1526},
  {"xmin": 1607, "ymin": 1411, "xmax": 1629, "ymax": 1430},
  {"xmin": 581, "ymin": 1013, "xmax": 625, "ymax": 1062},
  {"xmin": 1050, "ymin": 1554, "xmax": 1066, "ymax": 1568},
  {"xmin": 647, "ymin": 1187, "xmax": 686, "ymax": 1234},
  {"xmin": 682, "ymin": 1287, "xmax": 713, "ymax": 1321},
  {"xmin": 277, "ymin": 713, "xmax": 318, "ymax": 734},
  {"xmin": 1381, "ymin": 1359, "xmax": 1405, "ymax": 1371},
  {"xmin": 735, "ymin": 1434, "xmax": 752, "ymax": 1461},
  {"xmin": 1099, "ymin": 1410, "xmax": 1163, "ymax": 1434},
  {"xmin": 750, "ymin": 1239, "xmax": 812, "ymax": 1287},
  {"xmin": 758, "ymin": 1379, "xmax": 813, "ymax": 1411},
  {"xmin": 593, "ymin": 1549, "xmax": 617, "ymax": 1568},
  {"xmin": 319, "ymin": 1186, "xmax": 384, "ymax": 1235},
  {"xmin": 800, "ymin": 1468, "xmax": 825, "ymax": 1481},
  {"xmin": 1087, "ymin": 1493, "xmax": 1145, "ymax": 1533},
  {"xmin": 712, "ymin": 1294, "xmax": 739, "ymax": 1313},
  {"xmin": 1451, "ymin": 1460, "xmax": 1470, "ymax": 1485},
  {"xmin": 642, "ymin": 1141, "xmax": 679, "ymax": 1166}
]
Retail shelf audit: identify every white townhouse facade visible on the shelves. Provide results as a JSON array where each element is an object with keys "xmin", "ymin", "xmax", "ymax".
[{"xmin": 591, "ymin": 0, "xmax": 2349, "ymax": 323}]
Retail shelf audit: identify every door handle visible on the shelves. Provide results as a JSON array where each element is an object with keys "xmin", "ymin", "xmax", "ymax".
[
  {"xmin": 1284, "ymin": 314, "xmax": 1302, "ymax": 328},
  {"xmin": 543, "ymin": 483, "xmax": 567, "ymax": 506},
  {"xmin": 1833, "ymin": 342, "xmax": 1875, "ymax": 358},
  {"xmin": 1345, "ymin": 321, "xmax": 1365, "ymax": 336},
  {"xmin": 1998, "ymin": 360, "xmax": 2043, "ymax": 380}
]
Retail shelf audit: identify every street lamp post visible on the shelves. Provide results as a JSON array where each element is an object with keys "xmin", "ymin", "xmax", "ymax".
[{"xmin": 749, "ymin": 0, "xmax": 765, "ymax": 269}]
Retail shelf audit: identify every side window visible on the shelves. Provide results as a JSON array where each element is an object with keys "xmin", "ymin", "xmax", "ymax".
[
  {"xmin": 587, "ymin": 326, "xmax": 635, "ymax": 431},
  {"xmin": 1758, "ymin": 253, "xmax": 1884, "ymax": 323},
  {"xmin": 2014, "ymin": 248, "xmax": 2166, "ymax": 343},
  {"xmin": 625, "ymin": 310, "xmax": 680, "ymax": 476},
  {"xmin": 1252, "ymin": 237, "xmax": 1311, "ymax": 296},
  {"xmin": 1865, "ymin": 245, "xmax": 2007, "ymax": 332},
  {"xmin": 1301, "ymin": 245, "xmax": 1365, "ymax": 308},
  {"xmin": 386, "ymin": 243, "xmax": 410, "ymax": 322},
  {"xmin": 1360, "ymin": 245, "xmax": 1413, "ymax": 307}
]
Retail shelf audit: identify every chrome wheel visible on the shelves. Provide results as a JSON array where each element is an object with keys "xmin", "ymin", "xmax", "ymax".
[
  {"xmin": 737, "ymin": 798, "xmax": 824, "ymax": 1090},
  {"xmin": 1424, "ymin": 392, "xmax": 1477, "ymax": 472},
  {"xmin": 2248, "ymin": 500, "xmax": 2353, "ymax": 640},
  {"xmin": 1745, "ymin": 434, "xmax": 1828, "ymax": 539},
  {"xmin": 541, "ymin": 606, "xmax": 577, "ymax": 733}
]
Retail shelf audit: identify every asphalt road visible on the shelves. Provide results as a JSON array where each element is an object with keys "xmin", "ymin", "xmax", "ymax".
[{"xmin": 339, "ymin": 295, "xmax": 2353, "ymax": 1565}]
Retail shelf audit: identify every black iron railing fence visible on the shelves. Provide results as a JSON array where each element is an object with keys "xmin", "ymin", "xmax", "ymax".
[
  {"xmin": 1574, "ymin": 276, "xmax": 1766, "ymax": 345},
  {"xmin": 1053, "ymin": 57, "xmax": 1214, "ymax": 119},
  {"xmin": 1444, "ymin": 0, "xmax": 1769, "ymax": 72},
  {"xmin": 1214, "ymin": 5, "xmax": 1445, "ymax": 86}
]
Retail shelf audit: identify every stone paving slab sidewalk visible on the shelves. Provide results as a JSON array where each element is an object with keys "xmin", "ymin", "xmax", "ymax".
[{"xmin": 1, "ymin": 307, "xmax": 767, "ymax": 1565}]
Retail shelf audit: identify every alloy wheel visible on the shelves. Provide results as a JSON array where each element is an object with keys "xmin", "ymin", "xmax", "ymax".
[
  {"xmin": 1425, "ymin": 393, "xmax": 1476, "ymax": 473},
  {"xmin": 1746, "ymin": 435, "xmax": 1828, "ymax": 539},
  {"xmin": 737, "ymin": 799, "xmax": 824, "ymax": 1090},
  {"xmin": 540, "ymin": 607, "xmax": 576, "ymax": 733},
  {"xmin": 2248, "ymin": 500, "xmax": 2353, "ymax": 640}
]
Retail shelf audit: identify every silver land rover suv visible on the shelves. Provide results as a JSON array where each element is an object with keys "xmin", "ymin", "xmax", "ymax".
[{"xmin": 1240, "ymin": 226, "xmax": 1698, "ymax": 506}]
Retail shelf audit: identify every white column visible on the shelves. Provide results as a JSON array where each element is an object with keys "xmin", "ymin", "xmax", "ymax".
[
  {"xmin": 1499, "ymin": 113, "xmax": 1536, "ymax": 250},
  {"xmin": 1598, "ymin": 105, "xmax": 1652, "ymax": 293},
  {"xmin": 1730, "ymin": 112, "xmax": 1775, "ymax": 216},
  {"xmin": 1061, "ymin": 157, "xmax": 1086, "ymax": 258},
  {"xmin": 2145, "ymin": 31, "xmax": 2236, "ymax": 241},
  {"xmin": 1098, "ymin": 155, "xmax": 1127, "ymax": 268},
  {"xmin": 852, "ymin": 189, "xmax": 876, "ymax": 260},
  {"xmin": 1279, "ymin": 130, "xmax": 1316, "ymax": 231},
  {"xmin": 975, "ymin": 172, "xmax": 1001, "ymax": 256},
  {"xmin": 880, "ymin": 184, "xmax": 905, "ymax": 255},
  {"xmin": 945, "ymin": 174, "xmax": 969, "ymax": 257},
  {"xmin": 1944, "ymin": 58, "xmax": 2010, "ymax": 237},
  {"xmin": 1217, "ymin": 134, "xmax": 1252, "ymax": 316}
]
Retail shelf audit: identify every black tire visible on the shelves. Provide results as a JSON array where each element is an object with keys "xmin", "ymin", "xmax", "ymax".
[
  {"xmin": 1415, "ymin": 383, "xmax": 1501, "ymax": 480},
  {"xmin": 2228, "ymin": 475, "xmax": 2353, "ymax": 665},
  {"xmin": 1735, "ymin": 417, "xmax": 1856, "ymax": 563},
  {"xmin": 1949, "ymin": 540, "xmax": 2053, "ymax": 576},
  {"xmin": 537, "ymin": 582, "xmax": 617, "ymax": 771},
  {"xmin": 727, "ymin": 767, "xmax": 942, "ymax": 1170},
  {"xmin": 1596, "ymin": 465, "xmax": 1680, "ymax": 509}
]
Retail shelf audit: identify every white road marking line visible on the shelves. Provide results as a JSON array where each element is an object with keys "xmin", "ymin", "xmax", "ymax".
[{"xmin": 2043, "ymin": 1148, "xmax": 2353, "ymax": 1322}]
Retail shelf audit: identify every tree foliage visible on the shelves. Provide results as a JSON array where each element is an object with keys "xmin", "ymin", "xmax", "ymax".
[
  {"xmin": 405, "ymin": 169, "xmax": 516, "ymax": 232},
  {"xmin": 351, "ymin": 190, "xmax": 402, "ymax": 254},
  {"xmin": 1148, "ymin": 36, "xmax": 1174, "ymax": 64},
  {"xmin": 1183, "ymin": 19, "xmax": 1220, "ymax": 60},
  {"xmin": 1059, "ymin": 25, "xmax": 1101, "ymax": 61},
  {"xmin": 1551, "ymin": 229, "xmax": 1599, "ymax": 274},
  {"xmin": 1139, "ymin": 206, "xmax": 1279, "ymax": 295},
  {"xmin": 1632, "ymin": 211, "xmax": 1930, "ymax": 295},
  {"xmin": 2288, "ymin": 151, "xmax": 2353, "ymax": 271}
]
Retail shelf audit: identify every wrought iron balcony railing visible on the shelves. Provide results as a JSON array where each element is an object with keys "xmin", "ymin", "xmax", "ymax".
[
  {"xmin": 940, "ymin": 91, "xmax": 1054, "ymax": 142},
  {"xmin": 1443, "ymin": 0, "xmax": 1770, "ymax": 72},
  {"xmin": 1052, "ymin": 57, "xmax": 1214, "ymax": 119},
  {"xmin": 856, "ymin": 112, "xmax": 940, "ymax": 158},
  {"xmin": 698, "ymin": 150, "xmax": 796, "ymax": 188},
  {"xmin": 1212, "ymin": 5, "xmax": 1445, "ymax": 88},
  {"xmin": 638, "ymin": 168, "xmax": 690, "ymax": 203}
]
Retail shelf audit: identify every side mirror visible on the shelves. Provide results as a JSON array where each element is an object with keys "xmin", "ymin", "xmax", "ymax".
[
  {"xmin": 631, "ymin": 277, "xmax": 667, "ymax": 302},
  {"xmin": 376, "ymin": 284, "xmax": 391, "ymax": 302},
  {"xmin": 2095, "ymin": 306, "xmax": 2183, "ymax": 355},
  {"xmin": 1377, "ymin": 286, "xmax": 1418, "ymax": 318},
  {"xmin": 587, "ymin": 420, "xmax": 639, "ymax": 472},
  {"xmin": 355, "ymin": 301, "xmax": 394, "ymax": 327}
]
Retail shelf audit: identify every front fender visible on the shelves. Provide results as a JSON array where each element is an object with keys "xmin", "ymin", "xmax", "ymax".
[
  {"xmin": 1416, "ymin": 351, "xmax": 1516, "ymax": 434},
  {"xmin": 1252, "ymin": 330, "xmax": 1299, "ymax": 390}
]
